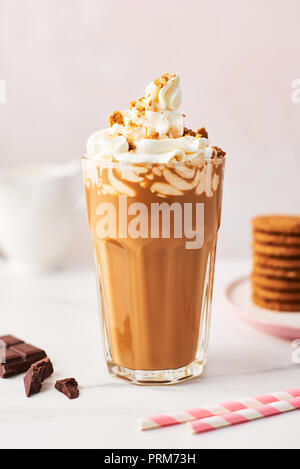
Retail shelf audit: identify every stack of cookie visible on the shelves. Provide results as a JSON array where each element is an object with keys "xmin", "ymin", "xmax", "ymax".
[{"xmin": 251, "ymin": 215, "xmax": 300, "ymax": 312}]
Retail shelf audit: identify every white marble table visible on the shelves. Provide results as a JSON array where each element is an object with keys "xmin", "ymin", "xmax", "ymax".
[{"xmin": 0, "ymin": 258, "xmax": 299, "ymax": 449}]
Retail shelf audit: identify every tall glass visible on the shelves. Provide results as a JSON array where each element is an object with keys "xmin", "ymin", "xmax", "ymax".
[{"xmin": 83, "ymin": 157, "xmax": 225, "ymax": 385}]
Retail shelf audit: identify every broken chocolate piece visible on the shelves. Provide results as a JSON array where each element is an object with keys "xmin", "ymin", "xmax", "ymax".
[
  {"xmin": 55, "ymin": 378, "xmax": 79, "ymax": 400},
  {"xmin": 0, "ymin": 360, "xmax": 32, "ymax": 378},
  {"xmin": 10, "ymin": 343, "xmax": 46, "ymax": 362},
  {"xmin": 24, "ymin": 368, "xmax": 42, "ymax": 397},
  {"xmin": 33, "ymin": 357, "xmax": 54, "ymax": 381},
  {"xmin": 41, "ymin": 357, "xmax": 53, "ymax": 380},
  {"xmin": 0, "ymin": 336, "xmax": 47, "ymax": 378},
  {"xmin": 1, "ymin": 349, "xmax": 22, "ymax": 364},
  {"xmin": 24, "ymin": 357, "xmax": 53, "ymax": 397},
  {"xmin": 0, "ymin": 335, "xmax": 24, "ymax": 347}
]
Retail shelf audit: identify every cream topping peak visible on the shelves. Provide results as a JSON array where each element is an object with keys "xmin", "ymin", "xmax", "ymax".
[{"xmin": 86, "ymin": 73, "xmax": 225, "ymax": 163}]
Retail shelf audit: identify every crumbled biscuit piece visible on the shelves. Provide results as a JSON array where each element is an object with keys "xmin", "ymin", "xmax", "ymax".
[
  {"xmin": 129, "ymin": 100, "xmax": 136, "ymax": 108},
  {"xmin": 162, "ymin": 73, "xmax": 175, "ymax": 83},
  {"xmin": 183, "ymin": 127, "xmax": 196, "ymax": 137},
  {"xmin": 161, "ymin": 73, "xmax": 170, "ymax": 86},
  {"xmin": 108, "ymin": 111, "xmax": 124, "ymax": 127},
  {"xmin": 109, "ymin": 131, "xmax": 123, "ymax": 139},
  {"xmin": 127, "ymin": 139, "xmax": 136, "ymax": 151},
  {"xmin": 212, "ymin": 146, "xmax": 226, "ymax": 158},
  {"xmin": 128, "ymin": 120, "xmax": 138, "ymax": 129},
  {"xmin": 154, "ymin": 78, "xmax": 163, "ymax": 89},
  {"xmin": 196, "ymin": 127, "xmax": 208, "ymax": 139},
  {"xmin": 182, "ymin": 113, "xmax": 186, "ymax": 117},
  {"xmin": 136, "ymin": 103, "xmax": 145, "ymax": 117},
  {"xmin": 146, "ymin": 131, "xmax": 159, "ymax": 139},
  {"xmin": 154, "ymin": 73, "xmax": 173, "ymax": 90}
]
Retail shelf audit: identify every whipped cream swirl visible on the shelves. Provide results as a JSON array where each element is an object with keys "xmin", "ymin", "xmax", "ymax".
[{"xmin": 86, "ymin": 73, "xmax": 216, "ymax": 164}]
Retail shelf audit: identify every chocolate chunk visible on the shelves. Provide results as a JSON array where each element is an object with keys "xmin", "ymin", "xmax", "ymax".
[
  {"xmin": 24, "ymin": 368, "xmax": 42, "ymax": 397},
  {"xmin": 27, "ymin": 357, "xmax": 53, "ymax": 382},
  {"xmin": 10, "ymin": 343, "xmax": 46, "ymax": 362},
  {"xmin": 24, "ymin": 357, "xmax": 53, "ymax": 397},
  {"xmin": 0, "ymin": 335, "xmax": 24, "ymax": 347},
  {"xmin": 33, "ymin": 357, "xmax": 54, "ymax": 381},
  {"xmin": 1, "ymin": 349, "xmax": 22, "ymax": 364},
  {"xmin": 0, "ymin": 337, "xmax": 47, "ymax": 378},
  {"xmin": 55, "ymin": 378, "xmax": 79, "ymax": 400},
  {"xmin": 0, "ymin": 360, "xmax": 31, "ymax": 378}
]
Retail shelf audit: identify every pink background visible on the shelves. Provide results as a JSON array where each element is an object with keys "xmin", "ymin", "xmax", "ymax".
[{"xmin": 1, "ymin": 0, "xmax": 300, "ymax": 257}]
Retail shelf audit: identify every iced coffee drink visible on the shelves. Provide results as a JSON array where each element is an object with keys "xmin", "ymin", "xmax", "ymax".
[{"xmin": 83, "ymin": 74, "xmax": 225, "ymax": 384}]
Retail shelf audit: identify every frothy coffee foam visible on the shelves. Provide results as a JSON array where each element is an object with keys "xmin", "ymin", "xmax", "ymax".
[{"xmin": 83, "ymin": 160, "xmax": 222, "ymax": 198}]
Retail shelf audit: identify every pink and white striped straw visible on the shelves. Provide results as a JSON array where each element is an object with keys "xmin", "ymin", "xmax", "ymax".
[
  {"xmin": 188, "ymin": 396, "xmax": 300, "ymax": 434},
  {"xmin": 138, "ymin": 388, "xmax": 300, "ymax": 431}
]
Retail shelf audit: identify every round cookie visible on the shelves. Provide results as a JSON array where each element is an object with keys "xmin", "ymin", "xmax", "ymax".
[
  {"xmin": 252, "ymin": 294, "xmax": 300, "ymax": 312},
  {"xmin": 252, "ymin": 284, "xmax": 300, "ymax": 301},
  {"xmin": 252, "ymin": 264, "xmax": 300, "ymax": 279},
  {"xmin": 253, "ymin": 253, "xmax": 300, "ymax": 269},
  {"xmin": 253, "ymin": 230, "xmax": 300, "ymax": 246},
  {"xmin": 252, "ymin": 215, "xmax": 300, "ymax": 235},
  {"xmin": 252, "ymin": 274, "xmax": 300, "ymax": 291},
  {"xmin": 252, "ymin": 242, "xmax": 300, "ymax": 258}
]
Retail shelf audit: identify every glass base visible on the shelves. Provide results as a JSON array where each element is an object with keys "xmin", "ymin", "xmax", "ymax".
[{"xmin": 107, "ymin": 359, "xmax": 205, "ymax": 385}]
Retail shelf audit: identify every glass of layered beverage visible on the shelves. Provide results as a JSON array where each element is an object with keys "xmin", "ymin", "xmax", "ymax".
[{"xmin": 83, "ymin": 74, "xmax": 225, "ymax": 384}]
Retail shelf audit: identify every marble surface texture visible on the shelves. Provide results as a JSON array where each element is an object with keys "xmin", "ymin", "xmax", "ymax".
[{"xmin": 0, "ymin": 258, "xmax": 299, "ymax": 449}]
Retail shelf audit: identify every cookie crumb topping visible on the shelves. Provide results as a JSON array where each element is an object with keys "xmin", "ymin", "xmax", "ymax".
[
  {"xmin": 146, "ymin": 131, "xmax": 160, "ymax": 140},
  {"xmin": 183, "ymin": 127, "xmax": 196, "ymax": 137},
  {"xmin": 127, "ymin": 139, "xmax": 136, "ymax": 151},
  {"xmin": 196, "ymin": 127, "xmax": 208, "ymax": 139},
  {"xmin": 212, "ymin": 146, "xmax": 226, "ymax": 158},
  {"xmin": 108, "ymin": 111, "xmax": 125, "ymax": 127},
  {"xmin": 87, "ymin": 73, "xmax": 226, "ymax": 161}
]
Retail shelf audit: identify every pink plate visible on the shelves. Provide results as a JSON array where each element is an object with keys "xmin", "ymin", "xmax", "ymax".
[{"xmin": 225, "ymin": 276, "xmax": 300, "ymax": 340}]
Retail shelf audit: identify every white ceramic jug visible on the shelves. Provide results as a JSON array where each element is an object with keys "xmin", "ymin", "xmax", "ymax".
[{"xmin": 0, "ymin": 160, "xmax": 82, "ymax": 272}]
